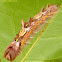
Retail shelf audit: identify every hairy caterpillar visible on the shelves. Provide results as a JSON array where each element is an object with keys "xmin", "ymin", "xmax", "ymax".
[{"xmin": 4, "ymin": 4, "xmax": 58, "ymax": 61}]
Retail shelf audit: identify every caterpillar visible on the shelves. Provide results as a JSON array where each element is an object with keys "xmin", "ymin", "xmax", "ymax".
[{"xmin": 4, "ymin": 4, "xmax": 58, "ymax": 61}]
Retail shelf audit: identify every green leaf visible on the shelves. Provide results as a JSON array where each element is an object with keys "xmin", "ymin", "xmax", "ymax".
[{"xmin": 0, "ymin": 0, "xmax": 62, "ymax": 62}]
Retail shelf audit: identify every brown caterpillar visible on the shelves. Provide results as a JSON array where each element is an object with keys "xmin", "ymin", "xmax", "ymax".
[{"xmin": 4, "ymin": 4, "xmax": 58, "ymax": 61}]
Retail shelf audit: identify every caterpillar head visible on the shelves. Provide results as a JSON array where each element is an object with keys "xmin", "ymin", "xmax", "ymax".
[{"xmin": 4, "ymin": 41, "xmax": 21, "ymax": 61}]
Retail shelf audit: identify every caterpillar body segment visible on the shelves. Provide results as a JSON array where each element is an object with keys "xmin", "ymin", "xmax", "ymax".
[
  {"xmin": 4, "ymin": 4, "xmax": 58, "ymax": 61},
  {"xmin": 33, "ymin": 4, "xmax": 58, "ymax": 20}
]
